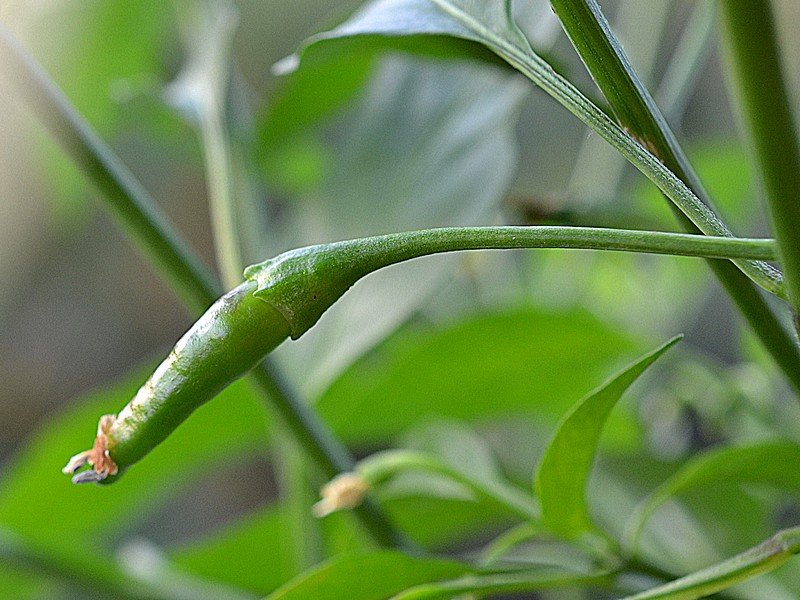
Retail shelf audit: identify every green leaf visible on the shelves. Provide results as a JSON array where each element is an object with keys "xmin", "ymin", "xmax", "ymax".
[
  {"xmin": 265, "ymin": 551, "xmax": 469, "ymax": 600},
  {"xmin": 384, "ymin": 495, "xmax": 514, "ymax": 550},
  {"xmin": 402, "ymin": 421, "xmax": 505, "ymax": 490},
  {"xmin": 625, "ymin": 442, "xmax": 800, "ymax": 553},
  {"xmin": 271, "ymin": 58, "xmax": 527, "ymax": 391},
  {"xmin": 288, "ymin": 0, "xmax": 509, "ymax": 68},
  {"xmin": 317, "ymin": 308, "xmax": 641, "ymax": 444},
  {"xmin": 620, "ymin": 527, "xmax": 800, "ymax": 600},
  {"xmin": 171, "ymin": 506, "xmax": 297, "ymax": 596},
  {"xmin": 535, "ymin": 336, "xmax": 681, "ymax": 540},
  {"xmin": 0, "ymin": 366, "xmax": 269, "ymax": 545}
]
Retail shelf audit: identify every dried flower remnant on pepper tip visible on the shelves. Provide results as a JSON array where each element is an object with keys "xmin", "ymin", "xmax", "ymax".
[
  {"xmin": 62, "ymin": 414, "xmax": 119, "ymax": 484},
  {"xmin": 312, "ymin": 473, "xmax": 369, "ymax": 517}
]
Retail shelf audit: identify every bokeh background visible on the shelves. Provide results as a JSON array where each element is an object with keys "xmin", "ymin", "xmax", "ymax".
[{"xmin": 4, "ymin": 1, "xmax": 800, "ymax": 598}]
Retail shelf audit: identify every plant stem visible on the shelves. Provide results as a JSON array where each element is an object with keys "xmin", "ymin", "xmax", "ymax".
[
  {"xmin": 245, "ymin": 226, "xmax": 780, "ymax": 340},
  {"xmin": 0, "ymin": 24, "xmax": 403, "ymax": 549},
  {"xmin": 391, "ymin": 569, "xmax": 612, "ymax": 600},
  {"xmin": 620, "ymin": 527, "xmax": 800, "ymax": 599},
  {"xmin": 337, "ymin": 226, "xmax": 777, "ymax": 263},
  {"xmin": 356, "ymin": 449, "xmax": 539, "ymax": 521},
  {"xmin": 245, "ymin": 226, "xmax": 779, "ymax": 341},
  {"xmin": 720, "ymin": 0, "xmax": 800, "ymax": 322},
  {"xmin": 548, "ymin": 0, "xmax": 800, "ymax": 394},
  {"xmin": 175, "ymin": 3, "xmax": 244, "ymax": 289}
]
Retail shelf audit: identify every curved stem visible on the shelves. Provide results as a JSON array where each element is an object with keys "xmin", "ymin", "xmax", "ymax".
[
  {"xmin": 620, "ymin": 527, "xmax": 800, "ymax": 599},
  {"xmin": 481, "ymin": 522, "xmax": 541, "ymax": 564},
  {"xmin": 342, "ymin": 226, "xmax": 777, "ymax": 267},
  {"xmin": 245, "ymin": 225, "xmax": 778, "ymax": 338},
  {"xmin": 356, "ymin": 449, "xmax": 539, "ymax": 521}
]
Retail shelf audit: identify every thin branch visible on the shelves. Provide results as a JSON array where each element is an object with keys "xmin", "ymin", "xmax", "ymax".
[{"xmin": 548, "ymin": 0, "xmax": 800, "ymax": 394}]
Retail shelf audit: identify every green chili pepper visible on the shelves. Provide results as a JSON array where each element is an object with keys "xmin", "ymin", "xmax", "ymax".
[
  {"xmin": 63, "ymin": 226, "xmax": 778, "ymax": 483},
  {"xmin": 63, "ymin": 281, "xmax": 291, "ymax": 482}
]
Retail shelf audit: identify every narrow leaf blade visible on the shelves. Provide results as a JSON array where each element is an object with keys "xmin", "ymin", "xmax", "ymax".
[
  {"xmin": 535, "ymin": 336, "xmax": 681, "ymax": 539},
  {"xmin": 625, "ymin": 442, "xmax": 800, "ymax": 553}
]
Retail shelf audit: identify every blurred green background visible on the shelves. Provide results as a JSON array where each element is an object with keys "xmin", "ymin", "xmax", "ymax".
[{"xmin": 4, "ymin": 0, "xmax": 800, "ymax": 598}]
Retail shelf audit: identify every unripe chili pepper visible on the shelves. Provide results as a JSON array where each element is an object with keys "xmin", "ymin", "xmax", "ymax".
[
  {"xmin": 63, "ymin": 226, "xmax": 777, "ymax": 483},
  {"xmin": 64, "ymin": 280, "xmax": 290, "ymax": 482}
]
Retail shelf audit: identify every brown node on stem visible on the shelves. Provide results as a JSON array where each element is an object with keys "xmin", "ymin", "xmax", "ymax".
[
  {"xmin": 622, "ymin": 124, "xmax": 664, "ymax": 164},
  {"xmin": 62, "ymin": 414, "xmax": 119, "ymax": 484}
]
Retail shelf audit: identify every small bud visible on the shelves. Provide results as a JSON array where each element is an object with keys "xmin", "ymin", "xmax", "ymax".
[{"xmin": 312, "ymin": 473, "xmax": 369, "ymax": 517}]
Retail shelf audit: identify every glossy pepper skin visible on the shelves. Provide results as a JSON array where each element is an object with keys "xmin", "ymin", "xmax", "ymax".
[
  {"xmin": 64, "ymin": 226, "xmax": 781, "ymax": 483},
  {"xmin": 64, "ymin": 280, "xmax": 291, "ymax": 482}
]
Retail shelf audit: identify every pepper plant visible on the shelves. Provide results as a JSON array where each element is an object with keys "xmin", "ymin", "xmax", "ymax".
[{"xmin": 2, "ymin": 0, "xmax": 800, "ymax": 598}]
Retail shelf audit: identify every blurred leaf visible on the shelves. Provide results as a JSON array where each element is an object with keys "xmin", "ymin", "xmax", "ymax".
[
  {"xmin": 372, "ymin": 422, "xmax": 538, "ymax": 519},
  {"xmin": 318, "ymin": 308, "xmax": 641, "ymax": 444},
  {"xmin": 171, "ymin": 505, "xmax": 296, "ymax": 596},
  {"xmin": 29, "ymin": 0, "xmax": 174, "ymax": 220},
  {"xmin": 0, "ymin": 366, "xmax": 269, "ymax": 545},
  {"xmin": 272, "ymin": 57, "xmax": 528, "ymax": 392},
  {"xmin": 402, "ymin": 421, "xmax": 503, "ymax": 486},
  {"xmin": 384, "ymin": 495, "xmax": 514, "ymax": 550},
  {"xmin": 0, "ymin": 569, "xmax": 44, "ymax": 600},
  {"xmin": 265, "ymin": 551, "xmax": 469, "ymax": 600},
  {"xmin": 259, "ymin": 0, "xmax": 563, "ymax": 200},
  {"xmin": 535, "ymin": 336, "xmax": 680, "ymax": 541},
  {"xmin": 625, "ymin": 442, "xmax": 800, "ymax": 553}
]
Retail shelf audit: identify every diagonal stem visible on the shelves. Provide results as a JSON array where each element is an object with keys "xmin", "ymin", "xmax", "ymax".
[
  {"xmin": 720, "ymin": 0, "xmax": 800, "ymax": 329},
  {"xmin": 548, "ymin": 0, "xmax": 800, "ymax": 395}
]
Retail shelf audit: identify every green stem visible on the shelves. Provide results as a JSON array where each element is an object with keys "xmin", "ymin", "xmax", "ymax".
[
  {"xmin": 245, "ymin": 225, "xmax": 778, "ymax": 338},
  {"xmin": 481, "ymin": 522, "xmax": 541, "ymax": 564},
  {"xmin": 0, "ymin": 24, "xmax": 403, "ymax": 549},
  {"xmin": 356, "ymin": 449, "xmax": 539, "ymax": 521},
  {"xmin": 0, "ymin": 25, "xmax": 217, "ymax": 315},
  {"xmin": 620, "ymin": 527, "xmax": 800, "ymax": 599},
  {"xmin": 720, "ymin": 0, "xmax": 800, "ymax": 318},
  {"xmin": 546, "ymin": 0, "xmax": 800, "ymax": 394},
  {"xmin": 351, "ymin": 226, "xmax": 777, "ymax": 263},
  {"xmin": 181, "ymin": 3, "xmax": 245, "ymax": 290},
  {"xmin": 391, "ymin": 569, "xmax": 611, "ymax": 600},
  {"xmin": 201, "ymin": 106, "xmax": 243, "ymax": 289}
]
